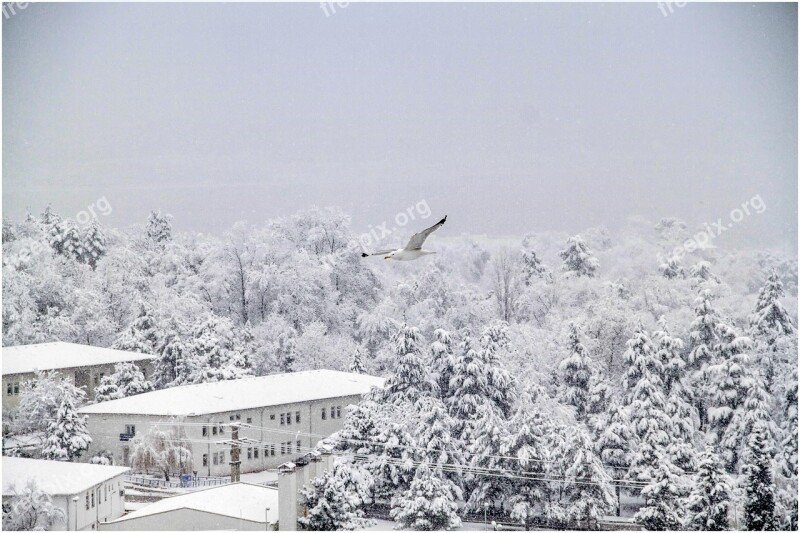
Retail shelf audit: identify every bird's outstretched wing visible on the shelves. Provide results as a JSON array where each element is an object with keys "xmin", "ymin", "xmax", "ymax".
[
  {"xmin": 404, "ymin": 216, "xmax": 447, "ymax": 250},
  {"xmin": 361, "ymin": 250, "xmax": 396, "ymax": 258}
]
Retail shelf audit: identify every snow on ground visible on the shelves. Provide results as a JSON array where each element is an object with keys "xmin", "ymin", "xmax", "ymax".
[
  {"xmin": 360, "ymin": 518, "xmax": 502, "ymax": 531},
  {"xmin": 240, "ymin": 469, "xmax": 278, "ymax": 484}
]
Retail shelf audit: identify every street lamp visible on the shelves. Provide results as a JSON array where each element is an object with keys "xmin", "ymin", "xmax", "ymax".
[
  {"xmin": 72, "ymin": 496, "xmax": 80, "ymax": 531},
  {"xmin": 484, "ymin": 501, "xmax": 489, "ymax": 530},
  {"xmin": 265, "ymin": 507, "xmax": 271, "ymax": 531}
]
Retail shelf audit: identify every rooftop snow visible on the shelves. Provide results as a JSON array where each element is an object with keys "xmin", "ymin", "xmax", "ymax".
[
  {"xmin": 3, "ymin": 342, "xmax": 155, "ymax": 375},
  {"xmin": 107, "ymin": 482, "xmax": 279, "ymax": 524},
  {"xmin": 2, "ymin": 457, "xmax": 129, "ymax": 496},
  {"xmin": 79, "ymin": 369, "xmax": 384, "ymax": 416}
]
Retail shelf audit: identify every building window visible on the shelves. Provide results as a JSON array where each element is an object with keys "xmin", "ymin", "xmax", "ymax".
[
  {"xmin": 270, "ymin": 444, "xmax": 275, "ymax": 456},
  {"xmin": 336, "ymin": 406, "xmax": 341, "ymax": 418},
  {"xmin": 270, "ymin": 414, "xmax": 275, "ymax": 421},
  {"xmin": 91, "ymin": 492, "xmax": 95, "ymax": 508},
  {"xmin": 203, "ymin": 454, "xmax": 208, "ymax": 467},
  {"xmin": 295, "ymin": 411, "xmax": 300, "ymax": 423},
  {"xmin": 230, "ymin": 415, "xmax": 235, "ymax": 421},
  {"xmin": 125, "ymin": 425, "xmax": 136, "ymax": 436},
  {"xmin": 321, "ymin": 407, "xmax": 327, "ymax": 420},
  {"xmin": 286, "ymin": 412, "xmax": 291, "ymax": 425},
  {"xmin": 6, "ymin": 383, "xmax": 11, "ymax": 396},
  {"xmin": 247, "ymin": 448, "xmax": 252, "ymax": 460},
  {"xmin": 86, "ymin": 493, "xmax": 89, "ymax": 510},
  {"xmin": 297, "ymin": 439, "xmax": 302, "ymax": 451},
  {"xmin": 280, "ymin": 443, "xmax": 285, "ymax": 455},
  {"xmin": 218, "ymin": 424, "xmax": 225, "ymax": 434},
  {"xmin": 213, "ymin": 454, "xmax": 218, "ymax": 466},
  {"xmin": 246, "ymin": 417, "xmax": 252, "ymax": 424},
  {"xmin": 280, "ymin": 413, "xmax": 285, "ymax": 425},
  {"xmin": 254, "ymin": 447, "xmax": 259, "ymax": 459},
  {"xmin": 212, "ymin": 426, "xmax": 218, "ymax": 436},
  {"xmin": 220, "ymin": 451, "xmax": 225, "ymax": 463}
]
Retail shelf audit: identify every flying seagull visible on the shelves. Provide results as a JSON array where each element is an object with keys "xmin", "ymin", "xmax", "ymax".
[{"xmin": 361, "ymin": 216, "xmax": 447, "ymax": 261}]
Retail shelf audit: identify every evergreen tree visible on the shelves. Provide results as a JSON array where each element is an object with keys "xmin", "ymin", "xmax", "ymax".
[
  {"xmin": 299, "ymin": 464, "xmax": 371, "ymax": 531},
  {"xmin": 448, "ymin": 333, "xmax": 486, "ymax": 433},
  {"xmin": 41, "ymin": 394, "xmax": 92, "ymax": 461},
  {"xmin": 411, "ymin": 396, "xmax": 464, "ymax": 484},
  {"xmin": 593, "ymin": 401, "xmax": 633, "ymax": 516},
  {"xmin": 559, "ymin": 235, "xmax": 599, "ymax": 278},
  {"xmin": 94, "ymin": 375, "xmax": 122, "ymax": 403},
  {"xmin": 429, "ymin": 328, "xmax": 456, "ymax": 400},
  {"xmin": 111, "ymin": 362, "xmax": 154, "ymax": 397},
  {"xmin": 113, "ymin": 303, "xmax": 159, "ymax": 354},
  {"xmin": 561, "ymin": 428, "xmax": 616, "ymax": 529},
  {"xmin": 707, "ymin": 323, "xmax": 752, "ymax": 446},
  {"xmin": 743, "ymin": 423, "xmax": 779, "ymax": 531},
  {"xmin": 586, "ymin": 371, "xmax": 612, "ymax": 417},
  {"xmin": 349, "ymin": 347, "xmax": 367, "ymax": 374},
  {"xmin": 80, "ymin": 219, "xmax": 106, "ymax": 269},
  {"xmin": 658, "ymin": 256, "xmax": 685, "ymax": 280},
  {"xmin": 478, "ymin": 323, "xmax": 517, "ymax": 418},
  {"xmin": 684, "ymin": 446, "xmax": 731, "ymax": 531},
  {"xmin": 750, "ymin": 270, "xmax": 795, "ymax": 341},
  {"xmin": 634, "ymin": 461, "xmax": 686, "ymax": 530},
  {"xmin": 382, "ymin": 325, "xmax": 429, "ymax": 404},
  {"xmin": 781, "ymin": 371, "xmax": 798, "ymax": 479},
  {"xmin": 558, "ymin": 322, "xmax": 593, "ymax": 421},
  {"xmin": 146, "ymin": 210, "xmax": 172, "ymax": 246},
  {"xmin": 187, "ymin": 314, "xmax": 252, "ymax": 383},
  {"xmin": 390, "ymin": 467, "xmax": 462, "ymax": 531},
  {"xmin": 521, "ymin": 248, "xmax": 551, "ymax": 284},
  {"xmin": 690, "ymin": 260, "xmax": 721, "ymax": 286},
  {"xmin": 687, "ymin": 289, "xmax": 720, "ymax": 429},
  {"xmin": 465, "ymin": 402, "xmax": 511, "ymax": 512},
  {"xmin": 153, "ymin": 327, "xmax": 192, "ymax": 388}
]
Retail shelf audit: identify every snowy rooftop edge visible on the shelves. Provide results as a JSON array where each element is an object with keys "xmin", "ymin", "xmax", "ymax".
[
  {"xmin": 108, "ymin": 482, "xmax": 279, "ymax": 524},
  {"xmin": 2, "ymin": 342, "xmax": 156, "ymax": 375},
  {"xmin": 79, "ymin": 369, "xmax": 385, "ymax": 416},
  {"xmin": 2, "ymin": 457, "xmax": 129, "ymax": 496}
]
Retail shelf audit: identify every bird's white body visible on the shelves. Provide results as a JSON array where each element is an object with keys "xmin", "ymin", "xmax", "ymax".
[{"xmin": 384, "ymin": 249, "xmax": 436, "ymax": 261}]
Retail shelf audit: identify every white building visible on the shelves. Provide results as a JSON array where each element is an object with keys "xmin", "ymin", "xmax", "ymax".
[
  {"xmin": 3, "ymin": 342, "xmax": 156, "ymax": 408},
  {"xmin": 79, "ymin": 370, "xmax": 384, "ymax": 476},
  {"xmin": 99, "ymin": 482, "xmax": 279, "ymax": 531},
  {"xmin": 2, "ymin": 457, "xmax": 129, "ymax": 531}
]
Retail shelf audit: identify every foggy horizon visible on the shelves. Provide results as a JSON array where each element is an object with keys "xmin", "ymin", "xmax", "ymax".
[{"xmin": 3, "ymin": 2, "xmax": 797, "ymax": 250}]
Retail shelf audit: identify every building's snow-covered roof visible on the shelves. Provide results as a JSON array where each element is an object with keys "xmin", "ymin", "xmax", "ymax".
[
  {"xmin": 3, "ymin": 342, "xmax": 155, "ymax": 375},
  {"xmin": 107, "ymin": 482, "xmax": 279, "ymax": 524},
  {"xmin": 79, "ymin": 369, "xmax": 384, "ymax": 416},
  {"xmin": 2, "ymin": 457, "xmax": 129, "ymax": 496}
]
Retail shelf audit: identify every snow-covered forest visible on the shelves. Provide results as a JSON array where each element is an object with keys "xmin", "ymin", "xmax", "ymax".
[{"xmin": 2, "ymin": 205, "xmax": 798, "ymax": 529}]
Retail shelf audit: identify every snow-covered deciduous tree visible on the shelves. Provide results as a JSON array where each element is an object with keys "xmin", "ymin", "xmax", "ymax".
[
  {"xmin": 684, "ymin": 446, "xmax": 731, "ymax": 531},
  {"xmin": 559, "ymin": 235, "xmax": 599, "ymax": 278},
  {"xmin": 41, "ymin": 394, "xmax": 92, "ymax": 461},
  {"xmin": 13, "ymin": 371, "xmax": 87, "ymax": 435},
  {"xmin": 558, "ymin": 322, "xmax": 593, "ymax": 421},
  {"xmin": 390, "ymin": 467, "xmax": 462, "ymax": 531},
  {"xmin": 743, "ymin": 422, "xmax": 779, "ymax": 531},
  {"xmin": 2, "ymin": 480, "xmax": 66, "ymax": 531},
  {"xmin": 299, "ymin": 463, "xmax": 372, "ymax": 531},
  {"xmin": 634, "ymin": 461, "xmax": 686, "ymax": 531},
  {"xmin": 129, "ymin": 426, "xmax": 193, "ymax": 482},
  {"xmin": 561, "ymin": 428, "xmax": 616, "ymax": 529}
]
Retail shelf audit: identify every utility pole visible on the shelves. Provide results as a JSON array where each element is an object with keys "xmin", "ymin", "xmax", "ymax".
[{"xmin": 220, "ymin": 422, "xmax": 256, "ymax": 483}]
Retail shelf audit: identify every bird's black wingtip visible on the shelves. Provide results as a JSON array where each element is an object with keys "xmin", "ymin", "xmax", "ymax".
[
  {"xmin": 361, "ymin": 252, "xmax": 369, "ymax": 258},
  {"xmin": 440, "ymin": 215, "xmax": 447, "ymax": 225}
]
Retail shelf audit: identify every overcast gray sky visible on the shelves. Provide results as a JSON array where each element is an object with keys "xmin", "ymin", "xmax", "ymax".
[{"xmin": 3, "ymin": 2, "xmax": 797, "ymax": 248}]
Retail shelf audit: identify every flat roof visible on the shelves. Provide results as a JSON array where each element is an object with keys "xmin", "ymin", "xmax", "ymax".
[
  {"xmin": 79, "ymin": 369, "xmax": 384, "ymax": 417},
  {"xmin": 2, "ymin": 342, "xmax": 155, "ymax": 376},
  {"xmin": 107, "ymin": 482, "xmax": 279, "ymax": 524},
  {"xmin": 2, "ymin": 457, "xmax": 129, "ymax": 496}
]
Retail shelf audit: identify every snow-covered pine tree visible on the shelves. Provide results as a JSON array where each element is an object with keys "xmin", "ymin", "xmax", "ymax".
[
  {"xmin": 558, "ymin": 322, "xmax": 593, "ymax": 421},
  {"xmin": 80, "ymin": 219, "xmax": 106, "ymax": 270},
  {"xmin": 41, "ymin": 394, "xmax": 92, "ymax": 461},
  {"xmin": 561, "ymin": 428, "xmax": 616, "ymax": 529},
  {"xmin": 593, "ymin": 400, "xmax": 633, "ymax": 516},
  {"xmin": 299, "ymin": 464, "xmax": 371, "ymax": 531},
  {"xmin": 465, "ymin": 402, "xmax": 511, "ymax": 513},
  {"xmin": 448, "ymin": 332, "xmax": 486, "ymax": 434},
  {"xmin": 478, "ymin": 323, "xmax": 517, "ymax": 418},
  {"xmin": 146, "ymin": 210, "xmax": 172, "ymax": 246},
  {"xmin": 687, "ymin": 289, "xmax": 721, "ymax": 429},
  {"xmin": 382, "ymin": 325, "xmax": 430, "ymax": 404},
  {"xmin": 781, "ymin": 371, "xmax": 798, "ymax": 479},
  {"xmin": 153, "ymin": 327, "xmax": 191, "ymax": 388},
  {"xmin": 684, "ymin": 446, "xmax": 732, "ymax": 531},
  {"xmin": 429, "ymin": 328, "xmax": 456, "ymax": 400},
  {"xmin": 187, "ymin": 314, "xmax": 252, "ymax": 383},
  {"xmin": 521, "ymin": 248, "xmax": 551, "ymax": 284},
  {"xmin": 390, "ymin": 467, "xmax": 462, "ymax": 531},
  {"xmin": 634, "ymin": 461, "xmax": 686, "ymax": 531},
  {"xmin": 653, "ymin": 317, "xmax": 685, "ymax": 394},
  {"xmin": 559, "ymin": 235, "xmax": 599, "ymax": 278},
  {"xmin": 349, "ymin": 347, "xmax": 367, "ymax": 374},
  {"xmin": 94, "ymin": 375, "xmax": 122, "ymax": 403},
  {"xmin": 743, "ymin": 422, "xmax": 779, "ymax": 531},
  {"xmin": 690, "ymin": 260, "xmax": 720, "ymax": 287},
  {"xmin": 658, "ymin": 256, "xmax": 685, "ymax": 280},
  {"xmin": 719, "ymin": 375, "xmax": 776, "ymax": 472},
  {"xmin": 411, "ymin": 396, "xmax": 464, "ymax": 486},
  {"xmin": 707, "ymin": 322, "xmax": 752, "ymax": 446},
  {"xmin": 749, "ymin": 270, "xmax": 796, "ymax": 393},
  {"xmin": 112, "ymin": 303, "xmax": 159, "ymax": 354},
  {"xmin": 586, "ymin": 370, "xmax": 612, "ymax": 417},
  {"xmin": 111, "ymin": 362, "xmax": 154, "ymax": 397}
]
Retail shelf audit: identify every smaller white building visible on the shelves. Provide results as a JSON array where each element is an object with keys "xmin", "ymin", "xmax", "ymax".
[
  {"xmin": 99, "ymin": 482, "xmax": 279, "ymax": 531},
  {"xmin": 2, "ymin": 457, "xmax": 129, "ymax": 531}
]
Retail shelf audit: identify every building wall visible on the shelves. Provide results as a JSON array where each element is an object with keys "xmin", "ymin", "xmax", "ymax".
[
  {"xmin": 99, "ymin": 508, "xmax": 272, "ymax": 531},
  {"xmin": 83, "ymin": 393, "xmax": 363, "ymax": 476},
  {"xmin": 3, "ymin": 361, "xmax": 154, "ymax": 410},
  {"xmin": 3, "ymin": 473, "xmax": 127, "ymax": 531}
]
